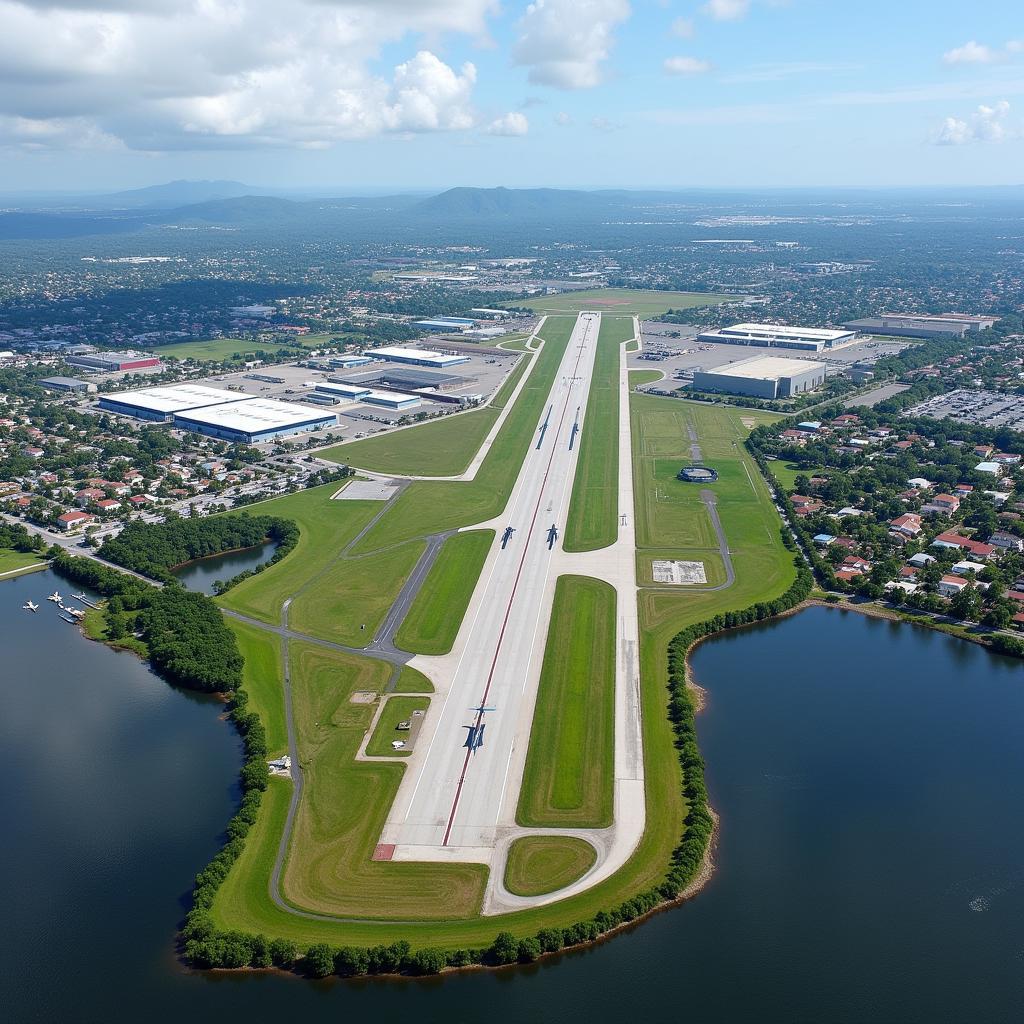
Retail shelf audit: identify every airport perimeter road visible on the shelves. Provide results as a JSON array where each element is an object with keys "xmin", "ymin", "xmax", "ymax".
[{"xmin": 380, "ymin": 312, "xmax": 602, "ymax": 859}]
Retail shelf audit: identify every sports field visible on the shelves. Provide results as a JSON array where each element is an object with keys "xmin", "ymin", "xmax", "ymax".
[
  {"xmin": 517, "ymin": 576, "xmax": 616, "ymax": 829},
  {"xmin": 563, "ymin": 316, "xmax": 632, "ymax": 552},
  {"xmin": 522, "ymin": 287, "xmax": 740, "ymax": 317}
]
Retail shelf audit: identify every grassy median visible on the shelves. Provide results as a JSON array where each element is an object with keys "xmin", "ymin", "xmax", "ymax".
[
  {"xmin": 563, "ymin": 316, "xmax": 634, "ymax": 552},
  {"xmin": 517, "ymin": 576, "xmax": 616, "ymax": 829},
  {"xmin": 366, "ymin": 696, "xmax": 430, "ymax": 757},
  {"xmin": 395, "ymin": 530, "xmax": 493, "ymax": 655}
]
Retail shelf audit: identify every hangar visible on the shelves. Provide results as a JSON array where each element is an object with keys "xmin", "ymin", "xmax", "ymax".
[
  {"xmin": 98, "ymin": 383, "xmax": 242, "ymax": 421},
  {"xmin": 697, "ymin": 322, "xmax": 857, "ymax": 352},
  {"xmin": 693, "ymin": 356, "xmax": 827, "ymax": 399},
  {"xmin": 172, "ymin": 398, "xmax": 336, "ymax": 443},
  {"xmin": 371, "ymin": 346, "xmax": 470, "ymax": 368}
]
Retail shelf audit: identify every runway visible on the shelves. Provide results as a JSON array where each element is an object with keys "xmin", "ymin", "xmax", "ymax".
[{"xmin": 380, "ymin": 312, "xmax": 602, "ymax": 855}]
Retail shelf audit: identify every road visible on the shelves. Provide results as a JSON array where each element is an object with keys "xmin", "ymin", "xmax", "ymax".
[{"xmin": 379, "ymin": 312, "xmax": 602, "ymax": 857}]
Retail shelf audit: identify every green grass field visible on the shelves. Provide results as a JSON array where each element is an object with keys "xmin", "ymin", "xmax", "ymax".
[
  {"xmin": 278, "ymin": 641, "xmax": 488, "ymax": 920},
  {"xmin": 769, "ymin": 460, "xmax": 819, "ymax": 491},
  {"xmin": 517, "ymin": 576, "xmax": 616, "ymax": 829},
  {"xmin": 395, "ymin": 530, "xmax": 493, "ymax": 655},
  {"xmin": 287, "ymin": 539, "xmax": 426, "ymax": 647},
  {"xmin": 504, "ymin": 837, "xmax": 597, "ymax": 897},
  {"xmin": 636, "ymin": 548, "xmax": 728, "ymax": 588},
  {"xmin": 0, "ymin": 549, "xmax": 47, "ymax": 577},
  {"xmin": 228, "ymin": 619, "xmax": 288, "ymax": 756},
  {"xmin": 522, "ymin": 288, "xmax": 740, "ymax": 317},
  {"xmin": 318, "ymin": 350, "xmax": 531, "ymax": 477},
  {"xmin": 157, "ymin": 337, "xmax": 303, "ymax": 362},
  {"xmin": 216, "ymin": 482, "xmax": 381, "ymax": 625},
  {"xmin": 366, "ymin": 696, "xmax": 430, "ymax": 757},
  {"xmin": 629, "ymin": 368, "xmax": 665, "ymax": 389},
  {"xmin": 563, "ymin": 316, "xmax": 632, "ymax": 552},
  {"xmin": 394, "ymin": 664, "xmax": 434, "ymax": 693}
]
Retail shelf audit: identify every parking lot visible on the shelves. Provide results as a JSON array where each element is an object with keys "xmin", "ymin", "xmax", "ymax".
[{"xmin": 906, "ymin": 388, "xmax": 1024, "ymax": 431}]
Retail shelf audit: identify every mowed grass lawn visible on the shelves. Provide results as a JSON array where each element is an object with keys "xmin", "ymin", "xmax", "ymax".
[
  {"xmin": 517, "ymin": 576, "xmax": 616, "ymax": 829},
  {"xmin": 395, "ymin": 530, "xmax": 493, "ymax": 655},
  {"xmin": 0, "ymin": 549, "xmax": 47, "ymax": 576},
  {"xmin": 157, "ymin": 337, "xmax": 302, "ymax": 362},
  {"xmin": 366, "ymin": 696, "xmax": 430, "ymax": 757},
  {"xmin": 349, "ymin": 317, "xmax": 576, "ymax": 553},
  {"xmin": 228, "ymin": 619, "xmax": 287, "ymax": 756},
  {"xmin": 504, "ymin": 836, "xmax": 597, "ymax": 898},
  {"xmin": 287, "ymin": 539, "xmax": 426, "ymax": 647},
  {"xmin": 215, "ymin": 482, "xmax": 381, "ymax": 625},
  {"xmin": 523, "ymin": 287, "xmax": 740, "ymax": 317},
  {"xmin": 319, "ymin": 350, "xmax": 532, "ymax": 477},
  {"xmin": 769, "ymin": 460, "xmax": 820, "ymax": 491},
  {"xmin": 279, "ymin": 642, "xmax": 487, "ymax": 920},
  {"xmin": 563, "ymin": 316, "xmax": 632, "ymax": 553}
]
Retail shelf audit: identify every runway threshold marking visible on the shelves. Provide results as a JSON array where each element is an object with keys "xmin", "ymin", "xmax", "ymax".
[{"xmin": 441, "ymin": 319, "xmax": 595, "ymax": 847}]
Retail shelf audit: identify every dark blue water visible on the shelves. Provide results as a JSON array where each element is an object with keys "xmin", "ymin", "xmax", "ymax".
[
  {"xmin": 172, "ymin": 543, "xmax": 275, "ymax": 595},
  {"xmin": 2, "ymin": 579, "xmax": 1021, "ymax": 1023}
]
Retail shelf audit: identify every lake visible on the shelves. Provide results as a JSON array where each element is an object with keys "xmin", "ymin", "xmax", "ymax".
[
  {"xmin": 172, "ymin": 542, "xmax": 276, "ymax": 595},
  {"xmin": 1, "ymin": 577, "xmax": 1021, "ymax": 1023}
]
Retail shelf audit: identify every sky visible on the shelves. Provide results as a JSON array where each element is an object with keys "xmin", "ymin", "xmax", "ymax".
[{"xmin": 1, "ymin": 0, "xmax": 1023, "ymax": 193}]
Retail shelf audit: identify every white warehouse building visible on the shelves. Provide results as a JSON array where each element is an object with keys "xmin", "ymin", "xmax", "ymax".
[
  {"xmin": 697, "ymin": 322, "xmax": 858, "ymax": 352},
  {"xmin": 370, "ymin": 346, "xmax": 470, "ymax": 368},
  {"xmin": 172, "ymin": 398, "xmax": 336, "ymax": 443},
  {"xmin": 693, "ymin": 356, "xmax": 827, "ymax": 400}
]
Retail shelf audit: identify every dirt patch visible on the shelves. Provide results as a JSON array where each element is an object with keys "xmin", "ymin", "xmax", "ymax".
[{"xmin": 350, "ymin": 690, "xmax": 378, "ymax": 704}]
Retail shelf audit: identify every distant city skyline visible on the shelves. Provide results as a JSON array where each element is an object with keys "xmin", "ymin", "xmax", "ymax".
[{"xmin": 1, "ymin": 0, "xmax": 1023, "ymax": 192}]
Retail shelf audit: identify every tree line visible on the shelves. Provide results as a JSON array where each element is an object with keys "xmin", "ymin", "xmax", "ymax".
[{"xmin": 98, "ymin": 513, "xmax": 298, "ymax": 583}]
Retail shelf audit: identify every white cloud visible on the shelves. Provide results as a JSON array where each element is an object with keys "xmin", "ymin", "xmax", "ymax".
[
  {"xmin": 553, "ymin": 110, "xmax": 573, "ymax": 126},
  {"xmin": 943, "ymin": 39, "xmax": 1024, "ymax": 66},
  {"xmin": 664, "ymin": 56, "xmax": 712, "ymax": 76},
  {"xmin": 943, "ymin": 41, "xmax": 998, "ymax": 65},
  {"xmin": 671, "ymin": 16, "xmax": 695, "ymax": 38},
  {"xmin": 0, "ymin": 0, "xmax": 499, "ymax": 151},
  {"xmin": 702, "ymin": 0, "xmax": 750, "ymax": 21},
  {"xmin": 935, "ymin": 100, "xmax": 1016, "ymax": 145},
  {"xmin": 514, "ymin": 0, "xmax": 631, "ymax": 90},
  {"xmin": 485, "ymin": 111, "xmax": 529, "ymax": 136}
]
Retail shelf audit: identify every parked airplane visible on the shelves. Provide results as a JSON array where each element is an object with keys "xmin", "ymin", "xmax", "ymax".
[
  {"xmin": 23, "ymin": 600, "xmax": 38, "ymax": 612},
  {"xmin": 47, "ymin": 591, "xmax": 61, "ymax": 603},
  {"xmin": 501, "ymin": 526, "xmax": 515, "ymax": 549},
  {"xmin": 547, "ymin": 523, "xmax": 559, "ymax": 549}
]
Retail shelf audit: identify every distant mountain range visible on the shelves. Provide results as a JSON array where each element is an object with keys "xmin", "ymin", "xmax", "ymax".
[{"xmin": 102, "ymin": 179, "xmax": 256, "ymax": 209}]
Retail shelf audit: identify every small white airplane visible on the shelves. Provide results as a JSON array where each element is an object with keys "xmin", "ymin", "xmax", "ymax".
[
  {"xmin": 23, "ymin": 600, "xmax": 38, "ymax": 612},
  {"xmin": 47, "ymin": 591, "xmax": 62, "ymax": 603}
]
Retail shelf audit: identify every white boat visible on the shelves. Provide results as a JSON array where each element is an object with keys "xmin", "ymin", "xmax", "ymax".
[
  {"xmin": 23, "ymin": 601, "xmax": 38, "ymax": 612},
  {"xmin": 47, "ymin": 591, "xmax": 62, "ymax": 603}
]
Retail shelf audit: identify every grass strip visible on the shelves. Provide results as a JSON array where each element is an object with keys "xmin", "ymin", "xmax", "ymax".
[{"xmin": 503, "ymin": 836, "xmax": 597, "ymax": 897}]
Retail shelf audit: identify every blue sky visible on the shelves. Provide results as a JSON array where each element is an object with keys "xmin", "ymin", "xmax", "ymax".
[{"xmin": 1, "ymin": 0, "xmax": 1023, "ymax": 192}]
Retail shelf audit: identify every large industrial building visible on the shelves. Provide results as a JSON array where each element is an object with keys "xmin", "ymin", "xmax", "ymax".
[
  {"xmin": 842, "ymin": 312, "xmax": 999, "ymax": 340},
  {"xmin": 693, "ymin": 356, "xmax": 827, "ymax": 399},
  {"xmin": 697, "ymin": 323, "xmax": 858, "ymax": 352},
  {"xmin": 370, "ymin": 346, "xmax": 470, "ymax": 368},
  {"xmin": 67, "ymin": 351, "xmax": 162, "ymax": 372},
  {"xmin": 172, "ymin": 398, "xmax": 336, "ymax": 443},
  {"xmin": 315, "ymin": 381, "xmax": 372, "ymax": 401},
  {"xmin": 343, "ymin": 367, "xmax": 468, "ymax": 392},
  {"xmin": 40, "ymin": 376, "xmax": 96, "ymax": 394},
  {"xmin": 98, "ymin": 383, "xmax": 240, "ymax": 421},
  {"xmin": 413, "ymin": 317, "xmax": 475, "ymax": 332}
]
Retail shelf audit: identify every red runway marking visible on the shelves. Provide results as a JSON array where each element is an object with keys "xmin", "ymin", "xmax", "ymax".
[{"xmin": 442, "ymin": 327, "xmax": 592, "ymax": 846}]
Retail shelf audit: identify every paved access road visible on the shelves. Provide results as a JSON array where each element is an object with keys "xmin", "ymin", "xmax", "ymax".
[{"xmin": 380, "ymin": 312, "xmax": 602, "ymax": 858}]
